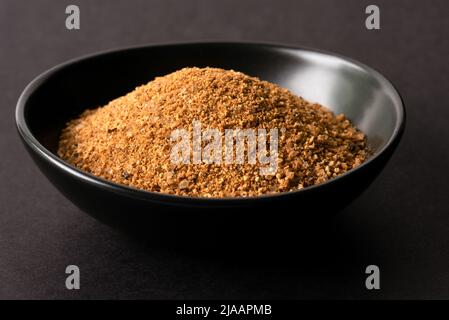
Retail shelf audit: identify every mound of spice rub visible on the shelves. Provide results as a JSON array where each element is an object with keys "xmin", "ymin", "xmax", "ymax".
[{"xmin": 58, "ymin": 67, "xmax": 369, "ymax": 197}]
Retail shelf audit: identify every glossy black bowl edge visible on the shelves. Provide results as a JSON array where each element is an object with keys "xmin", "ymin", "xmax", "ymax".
[{"xmin": 15, "ymin": 42, "xmax": 406, "ymax": 205}]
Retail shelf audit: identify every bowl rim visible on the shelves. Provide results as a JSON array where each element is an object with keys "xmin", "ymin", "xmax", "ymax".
[{"xmin": 15, "ymin": 41, "xmax": 406, "ymax": 204}]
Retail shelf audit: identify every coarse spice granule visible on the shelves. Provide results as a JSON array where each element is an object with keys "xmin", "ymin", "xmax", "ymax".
[{"xmin": 58, "ymin": 67, "xmax": 369, "ymax": 197}]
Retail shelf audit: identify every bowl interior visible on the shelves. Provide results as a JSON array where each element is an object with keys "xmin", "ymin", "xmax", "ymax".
[{"xmin": 22, "ymin": 43, "xmax": 403, "ymax": 163}]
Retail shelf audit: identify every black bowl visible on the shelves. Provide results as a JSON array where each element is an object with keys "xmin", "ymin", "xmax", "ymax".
[{"xmin": 16, "ymin": 42, "xmax": 405, "ymax": 241}]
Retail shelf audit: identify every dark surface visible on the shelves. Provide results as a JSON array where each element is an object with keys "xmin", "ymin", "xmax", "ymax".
[{"xmin": 1, "ymin": 0, "xmax": 448, "ymax": 299}]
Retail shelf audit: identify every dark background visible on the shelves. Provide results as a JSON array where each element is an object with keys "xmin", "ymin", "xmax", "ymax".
[{"xmin": 1, "ymin": 0, "xmax": 448, "ymax": 299}]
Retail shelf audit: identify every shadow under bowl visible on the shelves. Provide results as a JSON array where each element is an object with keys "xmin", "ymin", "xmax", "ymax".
[{"xmin": 16, "ymin": 42, "xmax": 405, "ymax": 243}]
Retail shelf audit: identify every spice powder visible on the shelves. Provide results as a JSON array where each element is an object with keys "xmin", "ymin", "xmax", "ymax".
[{"xmin": 58, "ymin": 67, "xmax": 369, "ymax": 197}]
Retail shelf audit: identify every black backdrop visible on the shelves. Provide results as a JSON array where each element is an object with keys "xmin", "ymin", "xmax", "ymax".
[{"xmin": 1, "ymin": 0, "xmax": 448, "ymax": 299}]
